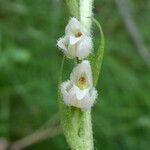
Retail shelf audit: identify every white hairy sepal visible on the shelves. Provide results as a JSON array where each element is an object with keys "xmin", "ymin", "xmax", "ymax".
[
  {"xmin": 60, "ymin": 60, "xmax": 97, "ymax": 109},
  {"xmin": 57, "ymin": 17, "xmax": 93, "ymax": 60}
]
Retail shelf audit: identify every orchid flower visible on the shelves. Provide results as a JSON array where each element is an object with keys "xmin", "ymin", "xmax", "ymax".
[
  {"xmin": 57, "ymin": 17, "xmax": 93, "ymax": 60},
  {"xmin": 61, "ymin": 60, "xmax": 97, "ymax": 109}
]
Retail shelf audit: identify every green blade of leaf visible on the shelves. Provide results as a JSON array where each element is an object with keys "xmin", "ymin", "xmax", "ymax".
[{"xmin": 90, "ymin": 18, "xmax": 105, "ymax": 87}]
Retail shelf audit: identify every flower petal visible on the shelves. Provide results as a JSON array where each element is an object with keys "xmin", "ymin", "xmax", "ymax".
[
  {"xmin": 79, "ymin": 88, "xmax": 98, "ymax": 109},
  {"xmin": 60, "ymin": 80, "xmax": 73, "ymax": 105},
  {"xmin": 76, "ymin": 36, "xmax": 93, "ymax": 60},
  {"xmin": 65, "ymin": 17, "xmax": 81, "ymax": 35},
  {"xmin": 73, "ymin": 85, "xmax": 89, "ymax": 100},
  {"xmin": 67, "ymin": 85, "xmax": 89, "ymax": 107},
  {"xmin": 69, "ymin": 36, "xmax": 82, "ymax": 45},
  {"xmin": 67, "ymin": 44, "xmax": 77, "ymax": 58},
  {"xmin": 57, "ymin": 36, "xmax": 68, "ymax": 52},
  {"xmin": 70, "ymin": 60, "xmax": 93, "ymax": 87}
]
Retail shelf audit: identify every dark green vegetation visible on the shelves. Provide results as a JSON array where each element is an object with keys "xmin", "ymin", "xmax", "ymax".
[{"xmin": 0, "ymin": 0, "xmax": 150, "ymax": 149}]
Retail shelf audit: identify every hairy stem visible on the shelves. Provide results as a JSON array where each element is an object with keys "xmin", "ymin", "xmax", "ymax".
[{"xmin": 80, "ymin": 0, "xmax": 93, "ymax": 31}]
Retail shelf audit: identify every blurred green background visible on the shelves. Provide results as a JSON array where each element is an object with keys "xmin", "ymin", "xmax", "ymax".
[{"xmin": 0, "ymin": 0, "xmax": 150, "ymax": 149}]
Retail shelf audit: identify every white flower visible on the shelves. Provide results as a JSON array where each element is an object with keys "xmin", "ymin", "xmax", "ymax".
[
  {"xmin": 57, "ymin": 17, "xmax": 93, "ymax": 60},
  {"xmin": 60, "ymin": 60, "xmax": 97, "ymax": 109}
]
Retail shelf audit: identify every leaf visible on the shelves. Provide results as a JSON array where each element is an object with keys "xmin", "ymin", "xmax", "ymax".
[{"xmin": 90, "ymin": 18, "xmax": 105, "ymax": 87}]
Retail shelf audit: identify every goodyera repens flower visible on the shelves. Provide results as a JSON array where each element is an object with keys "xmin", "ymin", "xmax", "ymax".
[
  {"xmin": 61, "ymin": 60, "xmax": 97, "ymax": 109},
  {"xmin": 57, "ymin": 17, "xmax": 93, "ymax": 60}
]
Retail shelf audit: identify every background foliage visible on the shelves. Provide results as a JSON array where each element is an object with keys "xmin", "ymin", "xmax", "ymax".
[{"xmin": 0, "ymin": 0, "xmax": 150, "ymax": 149}]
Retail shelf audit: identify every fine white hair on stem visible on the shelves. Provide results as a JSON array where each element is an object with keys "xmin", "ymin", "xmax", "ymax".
[{"xmin": 80, "ymin": 0, "xmax": 93, "ymax": 31}]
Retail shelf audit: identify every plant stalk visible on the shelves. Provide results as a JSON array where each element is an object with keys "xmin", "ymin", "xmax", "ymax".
[{"xmin": 59, "ymin": 0, "xmax": 94, "ymax": 149}]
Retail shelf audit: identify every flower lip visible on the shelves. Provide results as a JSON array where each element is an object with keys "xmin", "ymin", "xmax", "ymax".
[{"xmin": 60, "ymin": 81, "xmax": 97, "ymax": 109}]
